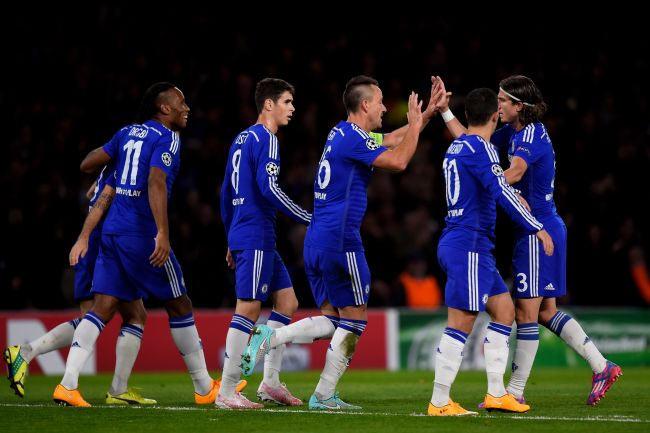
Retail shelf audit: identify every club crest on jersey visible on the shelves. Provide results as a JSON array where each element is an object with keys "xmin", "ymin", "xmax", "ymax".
[
  {"xmin": 365, "ymin": 284, "xmax": 370, "ymax": 294},
  {"xmin": 482, "ymin": 294, "xmax": 488, "ymax": 305},
  {"xmin": 365, "ymin": 137, "xmax": 380, "ymax": 150},
  {"xmin": 266, "ymin": 162, "xmax": 280, "ymax": 176},
  {"xmin": 261, "ymin": 284, "xmax": 269, "ymax": 294},
  {"xmin": 162, "ymin": 152, "xmax": 173, "ymax": 167},
  {"xmin": 491, "ymin": 164, "xmax": 504, "ymax": 176}
]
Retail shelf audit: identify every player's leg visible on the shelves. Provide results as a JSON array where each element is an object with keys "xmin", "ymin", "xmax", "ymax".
[
  {"xmin": 4, "ymin": 299, "xmax": 91, "ymax": 399},
  {"xmin": 505, "ymin": 297, "xmax": 543, "ymax": 401},
  {"xmin": 539, "ymin": 297, "xmax": 621, "ymax": 405},
  {"xmin": 53, "ymin": 293, "xmax": 120, "ymax": 407},
  {"xmin": 256, "ymin": 252, "xmax": 302, "ymax": 405},
  {"xmin": 481, "ymin": 263, "xmax": 529, "ymax": 413},
  {"xmin": 483, "ymin": 292, "xmax": 515, "ymax": 398},
  {"xmin": 261, "ymin": 253, "xmax": 297, "ymax": 387},
  {"xmin": 5, "ymin": 242, "xmax": 99, "ymax": 399},
  {"xmin": 106, "ymin": 299, "xmax": 155, "ymax": 404},
  {"xmin": 217, "ymin": 249, "xmax": 268, "ymax": 409},
  {"xmin": 428, "ymin": 307, "xmax": 477, "ymax": 416},
  {"xmin": 427, "ymin": 246, "xmax": 478, "ymax": 416},
  {"xmin": 163, "ymin": 293, "xmax": 216, "ymax": 402},
  {"xmin": 539, "ymin": 220, "xmax": 620, "ymax": 404},
  {"xmin": 55, "ymin": 235, "xmax": 133, "ymax": 407},
  {"xmin": 506, "ymin": 233, "xmax": 545, "ymax": 401},
  {"xmin": 309, "ymin": 250, "xmax": 370, "ymax": 411},
  {"xmin": 538, "ymin": 297, "xmax": 606, "ymax": 371}
]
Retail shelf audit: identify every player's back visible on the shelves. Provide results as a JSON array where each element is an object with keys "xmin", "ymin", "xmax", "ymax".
[
  {"xmin": 102, "ymin": 120, "xmax": 181, "ymax": 237},
  {"xmin": 439, "ymin": 134, "xmax": 499, "ymax": 253},
  {"xmin": 224, "ymin": 124, "xmax": 279, "ymax": 250},
  {"xmin": 305, "ymin": 121, "xmax": 386, "ymax": 252},
  {"xmin": 439, "ymin": 133, "xmax": 543, "ymax": 254}
]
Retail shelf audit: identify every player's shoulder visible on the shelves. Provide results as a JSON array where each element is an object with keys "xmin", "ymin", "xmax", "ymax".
[
  {"xmin": 447, "ymin": 134, "xmax": 497, "ymax": 161},
  {"xmin": 515, "ymin": 122, "xmax": 548, "ymax": 145},
  {"xmin": 244, "ymin": 123, "xmax": 267, "ymax": 143},
  {"xmin": 342, "ymin": 121, "xmax": 381, "ymax": 151}
]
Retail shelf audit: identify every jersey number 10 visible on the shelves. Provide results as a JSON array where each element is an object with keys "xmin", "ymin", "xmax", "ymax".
[{"xmin": 443, "ymin": 158, "xmax": 460, "ymax": 207}]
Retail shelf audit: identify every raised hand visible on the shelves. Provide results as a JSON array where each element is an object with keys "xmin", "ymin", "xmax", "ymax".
[
  {"xmin": 407, "ymin": 91, "xmax": 424, "ymax": 128},
  {"xmin": 432, "ymin": 76, "xmax": 452, "ymax": 112},
  {"xmin": 422, "ymin": 76, "xmax": 442, "ymax": 120}
]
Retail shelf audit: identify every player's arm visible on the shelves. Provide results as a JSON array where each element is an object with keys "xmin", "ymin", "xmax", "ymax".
[
  {"xmin": 220, "ymin": 175, "xmax": 234, "ymax": 235},
  {"xmin": 473, "ymin": 152, "xmax": 554, "ymax": 256},
  {"xmin": 430, "ymin": 76, "xmax": 468, "ymax": 139},
  {"xmin": 382, "ymin": 77, "xmax": 441, "ymax": 148},
  {"xmin": 219, "ymin": 175, "xmax": 236, "ymax": 270},
  {"xmin": 504, "ymin": 156, "xmax": 528, "ymax": 185},
  {"xmin": 85, "ymin": 181, "xmax": 98, "ymax": 200},
  {"xmin": 372, "ymin": 92, "xmax": 423, "ymax": 172},
  {"xmin": 80, "ymin": 146, "xmax": 112, "ymax": 173},
  {"xmin": 148, "ymin": 167, "xmax": 170, "ymax": 267},
  {"xmin": 69, "ymin": 184, "xmax": 115, "ymax": 266},
  {"xmin": 256, "ymin": 146, "xmax": 311, "ymax": 225}
]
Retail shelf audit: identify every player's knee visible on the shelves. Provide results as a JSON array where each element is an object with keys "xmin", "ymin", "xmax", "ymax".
[
  {"xmin": 275, "ymin": 294, "xmax": 298, "ymax": 316},
  {"xmin": 129, "ymin": 308, "xmax": 147, "ymax": 326},
  {"xmin": 493, "ymin": 307, "xmax": 515, "ymax": 326},
  {"xmin": 91, "ymin": 295, "xmax": 118, "ymax": 322},
  {"xmin": 165, "ymin": 294, "xmax": 193, "ymax": 318}
]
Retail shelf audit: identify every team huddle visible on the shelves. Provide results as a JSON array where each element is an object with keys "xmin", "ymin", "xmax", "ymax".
[{"xmin": 3, "ymin": 74, "xmax": 621, "ymax": 415}]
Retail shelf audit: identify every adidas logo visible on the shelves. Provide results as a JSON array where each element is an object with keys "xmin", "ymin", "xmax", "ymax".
[
  {"xmin": 484, "ymin": 337, "xmax": 490, "ymax": 344},
  {"xmin": 436, "ymin": 347, "xmax": 442, "ymax": 354},
  {"xmin": 583, "ymin": 337, "xmax": 591, "ymax": 345},
  {"xmin": 71, "ymin": 342, "xmax": 80, "ymax": 348},
  {"xmin": 544, "ymin": 283, "xmax": 555, "ymax": 291},
  {"xmin": 512, "ymin": 362, "xmax": 519, "ymax": 372}
]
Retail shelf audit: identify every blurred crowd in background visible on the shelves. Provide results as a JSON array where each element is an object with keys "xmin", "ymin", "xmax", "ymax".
[{"xmin": 2, "ymin": 8, "xmax": 648, "ymax": 309}]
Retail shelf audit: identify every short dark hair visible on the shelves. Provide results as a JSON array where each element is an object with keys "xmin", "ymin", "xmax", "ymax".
[
  {"xmin": 465, "ymin": 88, "xmax": 498, "ymax": 126},
  {"xmin": 254, "ymin": 78, "xmax": 295, "ymax": 113},
  {"xmin": 343, "ymin": 75, "xmax": 379, "ymax": 114},
  {"xmin": 137, "ymin": 82, "xmax": 176, "ymax": 123},
  {"xmin": 499, "ymin": 75, "xmax": 547, "ymax": 125}
]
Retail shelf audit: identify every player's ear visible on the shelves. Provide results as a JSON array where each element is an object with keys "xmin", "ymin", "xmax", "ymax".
[
  {"xmin": 491, "ymin": 112, "xmax": 499, "ymax": 123},
  {"xmin": 361, "ymin": 98, "xmax": 370, "ymax": 114},
  {"xmin": 159, "ymin": 103, "xmax": 172, "ymax": 115},
  {"xmin": 264, "ymin": 98, "xmax": 274, "ymax": 112}
]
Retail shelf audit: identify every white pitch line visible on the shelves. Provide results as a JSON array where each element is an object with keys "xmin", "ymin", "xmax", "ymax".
[{"xmin": 0, "ymin": 403, "xmax": 646, "ymax": 423}]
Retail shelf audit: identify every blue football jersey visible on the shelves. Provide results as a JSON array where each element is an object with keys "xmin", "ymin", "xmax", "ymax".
[
  {"xmin": 439, "ymin": 134, "xmax": 543, "ymax": 253},
  {"xmin": 491, "ymin": 122, "xmax": 558, "ymax": 219},
  {"xmin": 220, "ymin": 123, "xmax": 311, "ymax": 251},
  {"xmin": 102, "ymin": 120, "xmax": 182, "ymax": 237},
  {"xmin": 304, "ymin": 121, "xmax": 387, "ymax": 252}
]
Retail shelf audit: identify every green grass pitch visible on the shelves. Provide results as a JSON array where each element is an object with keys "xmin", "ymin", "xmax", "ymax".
[{"xmin": 1, "ymin": 368, "xmax": 648, "ymax": 433}]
